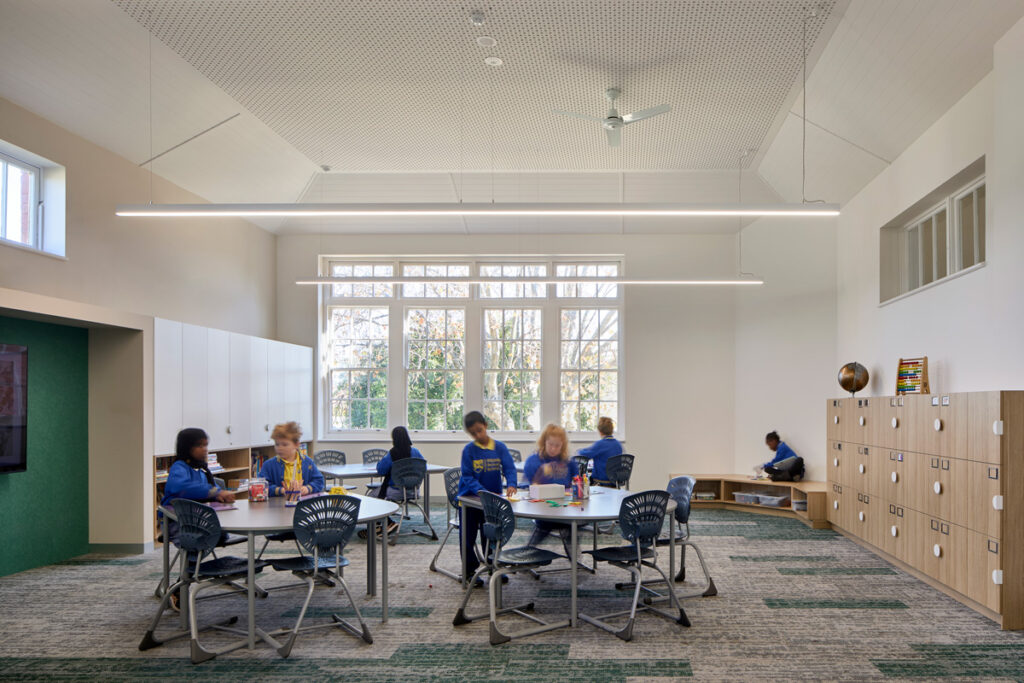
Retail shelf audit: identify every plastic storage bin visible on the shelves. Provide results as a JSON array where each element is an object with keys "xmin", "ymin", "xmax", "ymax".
[
  {"xmin": 792, "ymin": 499, "xmax": 807, "ymax": 511},
  {"xmin": 757, "ymin": 494, "xmax": 789, "ymax": 507},
  {"xmin": 733, "ymin": 492, "xmax": 760, "ymax": 504}
]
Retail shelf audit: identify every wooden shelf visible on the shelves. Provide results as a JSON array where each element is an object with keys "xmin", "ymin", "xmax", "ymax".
[{"xmin": 675, "ymin": 474, "xmax": 830, "ymax": 529}]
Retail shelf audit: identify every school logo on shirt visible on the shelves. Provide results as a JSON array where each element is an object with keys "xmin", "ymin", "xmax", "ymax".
[{"xmin": 472, "ymin": 459, "xmax": 484, "ymax": 473}]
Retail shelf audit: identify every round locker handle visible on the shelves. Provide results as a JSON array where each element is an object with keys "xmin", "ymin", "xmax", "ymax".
[
  {"xmin": 833, "ymin": 501, "xmax": 839, "ymax": 510},
  {"xmin": 859, "ymin": 416, "xmax": 865, "ymax": 426},
  {"xmin": 933, "ymin": 481, "xmax": 942, "ymax": 495},
  {"xmin": 858, "ymin": 511, "xmax": 865, "ymax": 522},
  {"xmin": 992, "ymin": 570, "xmax": 1004, "ymax": 585},
  {"xmin": 891, "ymin": 525, "xmax": 898, "ymax": 537},
  {"xmin": 859, "ymin": 464, "xmax": 865, "ymax": 474},
  {"xmin": 891, "ymin": 417, "xmax": 899, "ymax": 428},
  {"xmin": 992, "ymin": 495, "xmax": 1004, "ymax": 511},
  {"xmin": 891, "ymin": 471, "xmax": 899, "ymax": 483},
  {"xmin": 934, "ymin": 418, "xmax": 942, "ymax": 432},
  {"xmin": 933, "ymin": 544, "xmax": 942, "ymax": 558},
  {"xmin": 834, "ymin": 416, "xmax": 839, "ymax": 424},
  {"xmin": 834, "ymin": 457, "xmax": 839, "ymax": 467}
]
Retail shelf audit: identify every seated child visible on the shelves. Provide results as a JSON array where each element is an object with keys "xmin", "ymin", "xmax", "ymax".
[
  {"xmin": 523, "ymin": 423, "xmax": 578, "ymax": 555},
  {"xmin": 577, "ymin": 416, "xmax": 622, "ymax": 486},
  {"xmin": 259, "ymin": 421, "xmax": 325, "ymax": 497},
  {"xmin": 160, "ymin": 427, "xmax": 234, "ymax": 543}
]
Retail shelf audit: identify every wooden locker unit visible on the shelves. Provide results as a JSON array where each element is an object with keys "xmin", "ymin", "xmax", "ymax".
[
  {"xmin": 827, "ymin": 399, "xmax": 843, "ymax": 442},
  {"xmin": 826, "ymin": 391, "xmax": 1023, "ymax": 629}
]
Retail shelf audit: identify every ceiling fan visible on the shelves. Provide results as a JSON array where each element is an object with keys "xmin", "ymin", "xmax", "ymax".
[{"xmin": 554, "ymin": 87, "xmax": 671, "ymax": 147}]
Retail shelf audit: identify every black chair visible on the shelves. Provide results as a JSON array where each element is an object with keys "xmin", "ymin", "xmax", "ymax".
[
  {"xmin": 385, "ymin": 458, "xmax": 437, "ymax": 543},
  {"xmin": 605, "ymin": 453, "xmax": 635, "ymax": 489},
  {"xmin": 429, "ymin": 467, "xmax": 464, "ymax": 581},
  {"xmin": 140, "ymin": 499, "xmax": 265, "ymax": 663},
  {"xmin": 571, "ymin": 455, "xmax": 590, "ymax": 479},
  {"xmin": 362, "ymin": 448, "xmax": 388, "ymax": 495},
  {"xmin": 453, "ymin": 492, "xmax": 567, "ymax": 645},
  {"xmin": 264, "ymin": 495, "xmax": 372, "ymax": 657},
  {"xmin": 581, "ymin": 490, "xmax": 690, "ymax": 641},
  {"xmin": 508, "ymin": 449, "xmax": 522, "ymax": 463},
  {"xmin": 313, "ymin": 449, "xmax": 356, "ymax": 491}
]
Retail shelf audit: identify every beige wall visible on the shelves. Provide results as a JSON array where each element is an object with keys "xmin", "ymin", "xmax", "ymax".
[
  {"xmin": 0, "ymin": 96, "xmax": 276, "ymax": 338},
  {"xmin": 276, "ymin": 233, "xmax": 739, "ymax": 492}
]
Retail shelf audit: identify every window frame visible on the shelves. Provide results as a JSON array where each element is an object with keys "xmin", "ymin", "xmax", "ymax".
[
  {"xmin": 318, "ymin": 256, "xmax": 624, "ymax": 442},
  {"xmin": 0, "ymin": 151, "xmax": 41, "ymax": 250}
]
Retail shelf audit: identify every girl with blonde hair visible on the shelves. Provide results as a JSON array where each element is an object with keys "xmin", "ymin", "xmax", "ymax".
[{"xmin": 523, "ymin": 423, "xmax": 579, "ymax": 553}]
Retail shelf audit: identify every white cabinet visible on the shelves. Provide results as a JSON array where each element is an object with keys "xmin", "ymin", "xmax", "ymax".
[
  {"xmin": 228, "ymin": 333, "xmax": 251, "ymax": 446},
  {"xmin": 153, "ymin": 319, "xmax": 314, "ymax": 454},
  {"xmin": 153, "ymin": 318, "xmax": 182, "ymax": 455},
  {"xmin": 181, "ymin": 324, "xmax": 208, "ymax": 430},
  {"xmin": 249, "ymin": 337, "xmax": 270, "ymax": 446}
]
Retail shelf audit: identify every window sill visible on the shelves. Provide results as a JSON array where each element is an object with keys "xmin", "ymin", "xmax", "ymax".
[
  {"xmin": 318, "ymin": 431, "xmax": 625, "ymax": 444},
  {"xmin": 0, "ymin": 237, "xmax": 66, "ymax": 261},
  {"xmin": 879, "ymin": 261, "xmax": 985, "ymax": 307}
]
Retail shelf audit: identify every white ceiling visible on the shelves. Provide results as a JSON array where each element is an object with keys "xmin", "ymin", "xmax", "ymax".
[{"xmin": 0, "ymin": 0, "xmax": 1022, "ymax": 234}]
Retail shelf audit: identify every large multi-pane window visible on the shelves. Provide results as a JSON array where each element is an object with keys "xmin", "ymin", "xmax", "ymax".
[
  {"xmin": 560, "ymin": 309, "xmax": 619, "ymax": 431},
  {"xmin": 483, "ymin": 308, "xmax": 542, "ymax": 431},
  {"xmin": 320, "ymin": 258, "xmax": 623, "ymax": 438},
  {"xmin": 327, "ymin": 307, "xmax": 389, "ymax": 430},
  {"xmin": 406, "ymin": 308, "xmax": 466, "ymax": 430},
  {"xmin": 0, "ymin": 152, "xmax": 39, "ymax": 249}
]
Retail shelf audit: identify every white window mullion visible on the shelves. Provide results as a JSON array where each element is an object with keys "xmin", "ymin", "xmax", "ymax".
[
  {"xmin": 387, "ymin": 301, "xmax": 404, "ymax": 430},
  {"xmin": 464, "ymin": 302, "xmax": 483, "ymax": 425},
  {"xmin": 541, "ymin": 303, "xmax": 560, "ymax": 428},
  {"xmin": 973, "ymin": 188, "xmax": 981, "ymax": 264},
  {"xmin": 1, "ymin": 161, "xmax": 8, "ymax": 240}
]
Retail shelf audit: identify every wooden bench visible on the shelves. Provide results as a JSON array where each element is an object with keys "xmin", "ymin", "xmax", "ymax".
[{"xmin": 670, "ymin": 474, "xmax": 830, "ymax": 529}]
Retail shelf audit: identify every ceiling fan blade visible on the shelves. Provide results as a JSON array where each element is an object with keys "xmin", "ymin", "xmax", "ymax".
[
  {"xmin": 553, "ymin": 109, "xmax": 606, "ymax": 123},
  {"xmin": 605, "ymin": 126, "xmax": 621, "ymax": 147},
  {"xmin": 622, "ymin": 104, "xmax": 671, "ymax": 124}
]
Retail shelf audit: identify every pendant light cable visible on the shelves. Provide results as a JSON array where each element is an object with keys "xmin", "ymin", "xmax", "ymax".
[{"xmin": 802, "ymin": 10, "xmax": 826, "ymax": 205}]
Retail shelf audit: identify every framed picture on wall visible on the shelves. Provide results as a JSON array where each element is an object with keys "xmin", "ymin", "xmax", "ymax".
[{"xmin": 0, "ymin": 344, "xmax": 28, "ymax": 474}]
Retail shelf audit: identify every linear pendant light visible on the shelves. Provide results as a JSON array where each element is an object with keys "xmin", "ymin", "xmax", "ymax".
[
  {"xmin": 294, "ymin": 276, "xmax": 764, "ymax": 286},
  {"xmin": 116, "ymin": 201, "xmax": 838, "ymax": 218}
]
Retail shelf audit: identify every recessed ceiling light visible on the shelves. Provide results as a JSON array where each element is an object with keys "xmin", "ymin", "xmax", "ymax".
[
  {"xmin": 469, "ymin": 10, "xmax": 485, "ymax": 27},
  {"xmin": 484, "ymin": 56, "xmax": 503, "ymax": 67},
  {"xmin": 476, "ymin": 36, "xmax": 497, "ymax": 48}
]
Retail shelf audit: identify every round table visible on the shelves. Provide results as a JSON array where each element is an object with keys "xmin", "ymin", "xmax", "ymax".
[
  {"xmin": 458, "ymin": 487, "xmax": 677, "ymax": 628},
  {"xmin": 160, "ymin": 493, "xmax": 399, "ymax": 651}
]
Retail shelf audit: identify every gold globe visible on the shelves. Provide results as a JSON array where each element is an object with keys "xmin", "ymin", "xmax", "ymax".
[{"xmin": 838, "ymin": 362, "xmax": 869, "ymax": 395}]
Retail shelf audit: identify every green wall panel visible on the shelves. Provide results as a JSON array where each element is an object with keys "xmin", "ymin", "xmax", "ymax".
[{"xmin": 0, "ymin": 316, "xmax": 88, "ymax": 576}]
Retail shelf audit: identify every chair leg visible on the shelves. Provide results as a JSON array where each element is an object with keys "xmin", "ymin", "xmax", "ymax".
[
  {"xmin": 333, "ymin": 575, "xmax": 374, "ymax": 644},
  {"xmin": 452, "ymin": 565, "xmax": 489, "ymax": 625},
  {"xmin": 410, "ymin": 501, "xmax": 438, "ymax": 540},
  {"xmin": 676, "ymin": 543, "xmax": 687, "ymax": 582},
  {"xmin": 488, "ymin": 568, "xmax": 511, "ymax": 645},
  {"xmin": 274, "ymin": 575, "xmax": 315, "ymax": 658},
  {"xmin": 139, "ymin": 577, "xmax": 189, "ymax": 650},
  {"xmin": 155, "ymin": 547, "xmax": 182, "ymax": 599},
  {"xmin": 429, "ymin": 522, "xmax": 461, "ymax": 581},
  {"xmin": 580, "ymin": 564, "xmax": 641, "ymax": 641}
]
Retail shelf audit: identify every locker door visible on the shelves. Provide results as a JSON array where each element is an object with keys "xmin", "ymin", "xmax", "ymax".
[
  {"xmin": 827, "ymin": 399, "xmax": 843, "ymax": 442},
  {"xmin": 828, "ymin": 484, "xmax": 845, "ymax": 529},
  {"xmin": 967, "ymin": 531, "xmax": 1002, "ymax": 613},
  {"xmin": 877, "ymin": 398, "xmax": 899, "ymax": 450},
  {"xmin": 935, "ymin": 521, "xmax": 969, "ymax": 596},
  {"xmin": 967, "ymin": 461, "xmax": 1002, "ymax": 540},
  {"xmin": 941, "ymin": 457, "xmax": 969, "ymax": 529},
  {"xmin": 891, "ymin": 395, "xmax": 910, "ymax": 450},
  {"xmin": 839, "ymin": 398, "xmax": 857, "ymax": 443},
  {"xmin": 915, "ymin": 454, "xmax": 945, "ymax": 519},
  {"xmin": 918, "ymin": 514, "xmax": 944, "ymax": 581},
  {"xmin": 853, "ymin": 492, "xmax": 876, "ymax": 546},
  {"xmin": 901, "ymin": 508, "xmax": 927, "ymax": 571},
  {"xmin": 876, "ymin": 450, "xmax": 908, "ymax": 506},
  {"xmin": 851, "ymin": 397, "xmax": 872, "ymax": 446},
  {"xmin": 882, "ymin": 503, "xmax": 907, "ymax": 562},
  {"xmin": 967, "ymin": 391, "xmax": 1002, "ymax": 464},
  {"xmin": 828, "ymin": 441, "xmax": 845, "ymax": 485},
  {"xmin": 851, "ymin": 445, "xmax": 874, "ymax": 495},
  {"xmin": 919, "ymin": 394, "xmax": 967, "ymax": 458}
]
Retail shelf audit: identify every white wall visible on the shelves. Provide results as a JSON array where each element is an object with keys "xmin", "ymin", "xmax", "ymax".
[
  {"xmin": 0, "ymin": 96, "xmax": 277, "ymax": 338},
  {"xmin": 276, "ymin": 233, "xmax": 738, "ymax": 492},
  {"xmin": 734, "ymin": 217, "xmax": 837, "ymax": 481}
]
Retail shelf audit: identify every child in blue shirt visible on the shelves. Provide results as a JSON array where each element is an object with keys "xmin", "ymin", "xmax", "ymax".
[
  {"xmin": 523, "ymin": 424, "xmax": 577, "ymax": 555},
  {"xmin": 459, "ymin": 411, "xmax": 517, "ymax": 579},
  {"xmin": 577, "ymin": 416, "xmax": 622, "ymax": 486},
  {"xmin": 762, "ymin": 430, "xmax": 798, "ymax": 469},
  {"xmin": 160, "ymin": 428, "xmax": 234, "ymax": 543},
  {"xmin": 258, "ymin": 421, "xmax": 325, "ymax": 498},
  {"xmin": 376, "ymin": 425, "xmax": 425, "ymax": 500}
]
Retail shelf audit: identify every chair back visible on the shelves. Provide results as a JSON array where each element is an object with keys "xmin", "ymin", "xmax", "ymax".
[
  {"xmin": 362, "ymin": 448, "xmax": 387, "ymax": 464},
  {"xmin": 479, "ymin": 491, "xmax": 517, "ymax": 549},
  {"xmin": 390, "ymin": 458, "xmax": 426, "ymax": 493},
  {"xmin": 606, "ymin": 453, "xmax": 635, "ymax": 488},
  {"xmin": 293, "ymin": 495, "xmax": 361, "ymax": 557},
  {"xmin": 171, "ymin": 499, "xmax": 224, "ymax": 554},
  {"xmin": 443, "ymin": 467, "xmax": 462, "ymax": 508},
  {"xmin": 508, "ymin": 449, "xmax": 522, "ymax": 463},
  {"xmin": 314, "ymin": 449, "xmax": 347, "ymax": 467},
  {"xmin": 667, "ymin": 475, "xmax": 696, "ymax": 524},
  {"xmin": 619, "ymin": 490, "xmax": 669, "ymax": 547},
  {"xmin": 571, "ymin": 455, "xmax": 590, "ymax": 478}
]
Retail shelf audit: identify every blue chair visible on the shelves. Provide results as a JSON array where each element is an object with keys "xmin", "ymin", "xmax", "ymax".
[
  {"xmin": 385, "ymin": 458, "xmax": 437, "ymax": 543},
  {"xmin": 571, "ymin": 454, "xmax": 590, "ymax": 479},
  {"xmin": 581, "ymin": 490, "xmax": 690, "ymax": 641},
  {"xmin": 452, "ymin": 492, "xmax": 567, "ymax": 645},
  {"xmin": 265, "ymin": 495, "xmax": 372, "ymax": 657},
  {"xmin": 362, "ymin": 448, "xmax": 388, "ymax": 495},
  {"xmin": 314, "ymin": 449, "xmax": 356, "ymax": 491},
  {"xmin": 508, "ymin": 449, "xmax": 522, "ymax": 463},
  {"xmin": 605, "ymin": 453, "xmax": 635, "ymax": 489},
  {"xmin": 140, "ymin": 499, "xmax": 265, "ymax": 663},
  {"xmin": 429, "ymin": 467, "xmax": 464, "ymax": 581}
]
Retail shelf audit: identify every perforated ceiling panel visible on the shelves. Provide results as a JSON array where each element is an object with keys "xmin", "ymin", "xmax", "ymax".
[{"xmin": 112, "ymin": 0, "xmax": 835, "ymax": 172}]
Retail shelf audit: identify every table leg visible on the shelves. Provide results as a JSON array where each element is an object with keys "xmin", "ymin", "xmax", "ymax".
[
  {"xmin": 423, "ymin": 472, "xmax": 431, "ymax": 525},
  {"xmin": 460, "ymin": 503, "xmax": 467, "ymax": 587},
  {"xmin": 365, "ymin": 521, "xmax": 377, "ymax": 597},
  {"xmin": 571, "ymin": 521, "xmax": 578, "ymax": 627},
  {"xmin": 668, "ymin": 517, "xmax": 677, "ymax": 603},
  {"xmin": 381, "ymin": 518, "xmax": 389, "ymax": 623},
  {"xmin": 247, "ymin": 531, "xmax": 256, "ymax": 649}
]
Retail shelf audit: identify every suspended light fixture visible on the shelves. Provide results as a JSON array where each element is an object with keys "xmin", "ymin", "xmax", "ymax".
[
  {"xmin": 117, "ymin": 202, "xmax": 837, "ymax": 218},
  {"xmin": 293, "ymin": 276, "xmax": 764, "ymax": 286}
]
